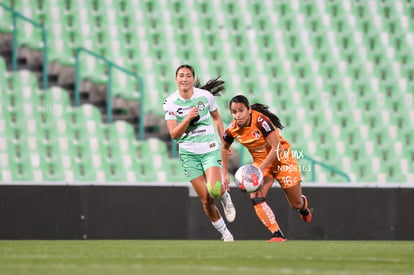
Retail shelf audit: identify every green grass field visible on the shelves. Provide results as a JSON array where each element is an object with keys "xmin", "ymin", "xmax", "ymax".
[{"xmin": 0, "ymin": 240, "xmax": 413, "ymax": 275}]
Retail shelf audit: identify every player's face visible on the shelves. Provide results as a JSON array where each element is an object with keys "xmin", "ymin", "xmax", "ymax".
[
  {"xmin": 176, "ymin": 68, "xmax": 194, "ymax": 91},
  {"xmin": 230, "ymin": 102, "xmax": 251, "ymax": 127}
]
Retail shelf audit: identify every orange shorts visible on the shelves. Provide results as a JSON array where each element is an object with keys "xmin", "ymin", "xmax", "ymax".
[{"xmin": 259, "ymin": 156, "xmax": 302, "ymax": 189}]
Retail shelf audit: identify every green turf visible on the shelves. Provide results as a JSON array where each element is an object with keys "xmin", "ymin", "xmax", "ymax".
[{"xmin": 0, "ymin": 240, "xmax": 413, "ymax": 275}]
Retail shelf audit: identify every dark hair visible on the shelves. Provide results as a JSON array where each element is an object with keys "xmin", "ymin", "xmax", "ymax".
[
  {"xmin": 194, "ymin": 76, "xmax": 224, "ymax": 96},
  {"xmin": 176, "ymin": 64, "xmax": 224, "ymax": 96},
  {"xmin": 175, "ymin": 64, "xmax": 195, "ymax": 77},
  {"xmin": 229, "ymin": 95, "xmax": 284, "ymax": 130}
]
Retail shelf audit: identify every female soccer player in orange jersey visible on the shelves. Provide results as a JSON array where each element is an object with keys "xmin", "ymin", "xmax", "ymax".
[{"xmin": 221, "ymin": 94, "xmax": 312, "ymax": 242}]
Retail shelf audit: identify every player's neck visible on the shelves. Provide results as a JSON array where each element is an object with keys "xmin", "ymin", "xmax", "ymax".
[
  {"xmin": 179, "ymin": 87, "xmax": 194, "ymax": 100},
  {"xmin": 245, "ymin": 113, "xmax": 252, "ymax": 127}
]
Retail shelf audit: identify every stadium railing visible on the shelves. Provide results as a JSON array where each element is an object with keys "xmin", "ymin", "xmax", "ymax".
[
  {"xmin": 0, "ymin": 2, "xmax": 48, "ymax": 89},
  {"xmin": 74, "ymin": 47, "xmax": 145, "ymax": 141},
  {"xmin": 302, "ymin": 154, "xmax": 351, "ymax": 182}
]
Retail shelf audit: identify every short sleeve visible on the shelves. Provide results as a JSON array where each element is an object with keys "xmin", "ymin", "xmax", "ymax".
[
  {"xmin": 223, "ymin": 128, "xmax": 234, "ymax": 145},
  {"xmin": 163, "ymin": 98, "xmax": 176, "ymax": 120},
  {"xmin": 207, "ymin": 92, "xmax": 217, "ymax": 112},
  {"xmin": 257, "ymin": 115, "xmax": 275, "ymax": 137}
]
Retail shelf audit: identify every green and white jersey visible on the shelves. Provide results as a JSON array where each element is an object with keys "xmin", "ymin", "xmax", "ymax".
[{"xmin": 163, "ymin": 87, "xmax": 220, "ymax": 154}]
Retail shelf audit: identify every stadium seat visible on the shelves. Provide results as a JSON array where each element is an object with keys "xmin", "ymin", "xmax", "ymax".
[
  {"xmin": 41, "ymin": 160, "xmax": 65, "ymax": 182},
  {"xmin": 164, "ymin": 158, "xmax": 187, "ymax": 182},
  {"xmin": 0, "ymin": 1, "xmax": 13, "ymax": 33},
  {"xmin": 1, "ymin": 0, "xmax": 413, "ymax": 183}
]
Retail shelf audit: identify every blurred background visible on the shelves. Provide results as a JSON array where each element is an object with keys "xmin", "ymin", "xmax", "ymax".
[{"xmin": 0, "ymin": 0, "xmax": 413, "ymax": 184}]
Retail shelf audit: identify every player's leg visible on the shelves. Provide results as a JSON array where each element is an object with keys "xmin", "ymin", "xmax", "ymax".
[
  {"xmin": 180, "ymin": 151, "xmax": 233, "ymax": 241},
  {"xmin": 283, "ymin": 183, "xmax": 312, "ymax": 222},
  {"xmin": 191, "ymin": 175, "xmax": 221, "ymax": 221},
  {"xmin": 205, "ymin": 166, "xmax": 236, "ymax": 222},
  {"xmin": 190, "ymin": 174, "xmax": 233, "ymax": 241},
  {"xmin": 250, "ymin": 175, "xmax": 286, "ymax": 242},
  {"xmin": 203, "ymin": 150, "xmax": 236, "ymax": 223},
  {"xmin": 276, "ymin": 158, "xmax": 312, "ymax": 222}
]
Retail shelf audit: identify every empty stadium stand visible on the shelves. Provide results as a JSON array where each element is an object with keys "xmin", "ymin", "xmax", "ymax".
[{"xmin": 0, "ymin": 0, "xmax": 413, "ymax": 183}]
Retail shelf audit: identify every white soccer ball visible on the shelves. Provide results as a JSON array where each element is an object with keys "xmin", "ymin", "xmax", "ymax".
[{"xmin": 234, "ymin": 164, "xmax": 264, "ymax": 193}]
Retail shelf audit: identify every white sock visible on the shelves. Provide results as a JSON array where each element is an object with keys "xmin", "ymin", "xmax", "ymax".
[{"xmin": 211, "ymin": 217, "xmax": 228, "ymax": 235}]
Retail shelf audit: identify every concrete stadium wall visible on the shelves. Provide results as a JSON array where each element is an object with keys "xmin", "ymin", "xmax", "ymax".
[{"xmin": 0, "ymin": 184, "xmax": 413, "ymax": 240}]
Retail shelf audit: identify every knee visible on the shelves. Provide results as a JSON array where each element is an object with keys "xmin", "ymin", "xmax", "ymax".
[{"xmin": 206, "ymin": 181, "xmax": 223, "ymax": 198}]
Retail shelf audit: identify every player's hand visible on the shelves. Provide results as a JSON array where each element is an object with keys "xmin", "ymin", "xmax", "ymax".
[
  {"xmin": 186, "ymin": 106, "xmax": 200, "ymax": 126},
  {"xmin": 187, "ymin": 106, "xmax": 199, "ymax": 119},
  {"xmin": 225, "ymin": 147, "xmax": 234, "ymax": 155},
  {"xmin": 223, "ymin": 173, "xmax": 231, "ymax": 191},
  {"xmin": 253, "ymin": 163, "xmax": 265, "ymax": 176}
]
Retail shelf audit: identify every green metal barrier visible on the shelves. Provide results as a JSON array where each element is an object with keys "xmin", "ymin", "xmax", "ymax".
[
  {"xmin": 74, "ymin": 47, "xmax": 145, "ymax": 140},
  {"xmin": 301, "ymin": 154, "xmax": 351, "ymax": 182},
  {"xmin": 0, "ymin": 2, "xmax": 48, "ymax": 89}
]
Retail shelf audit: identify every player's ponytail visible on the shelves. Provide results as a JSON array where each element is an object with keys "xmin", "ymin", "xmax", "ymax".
[
  {"xmin": 229, "ymin": 95, "xmax": 284, "ymax": 130},
  {"xmin": 194, "ymin": 76, "xmax": 224, "ymax": 96},
  {"xmin": 251, "ymin": 103, "xmax": 284, "ymax": 130}
]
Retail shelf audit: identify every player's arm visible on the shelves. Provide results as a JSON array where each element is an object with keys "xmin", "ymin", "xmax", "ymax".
[
  {"xmin": 255, "ymin": 117, "xmax": 282, "ymax": 172},
  {"xmin": 166, "ymin": 106, "xmax": 199, "ymax": 139},
  {"xmin": 210, "ymin": 109, "xmax": 224, "ymax": 141},
  {"xmin": 258, "ymin": 131, "xmax": 281, "ymax": 171},
  {"xmin": 221, "ymin": 129, "xmax": 234, "ymax": 188}
]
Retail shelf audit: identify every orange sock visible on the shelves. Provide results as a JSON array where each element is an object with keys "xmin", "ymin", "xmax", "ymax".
[
  {"xmin": 301, "ymin": 195, "xmax": 309, "ymax": 211},
  {"xmin": 254, "ymin": 201, "xmax": 280, "ymax": 233}
]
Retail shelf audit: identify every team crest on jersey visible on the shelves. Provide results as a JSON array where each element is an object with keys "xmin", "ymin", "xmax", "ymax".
[
  {"xmin": 253, "ymin": 130, "xmax": 261, "ymax": 139},
  {"xmin": 197, "ymin": 101, "xmax": 205, "ymax": 111}
]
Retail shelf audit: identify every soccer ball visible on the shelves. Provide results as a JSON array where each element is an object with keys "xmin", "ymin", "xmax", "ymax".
[{"xmin": 234, "ymin": 164, "xmax": 263, "ymax": 193}]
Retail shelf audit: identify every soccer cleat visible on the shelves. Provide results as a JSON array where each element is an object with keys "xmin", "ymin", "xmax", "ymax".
[
  {"xmin": 220, "ymin": 192, "xmax": 236, "ymax": 223},
  {"xmin": 267, "ymin": 230, "xmax": 287, "ymax": 242},
  {"xmin": 299, "ymin": 208, "xmax": 312, "ymax": 223},
  {"xmin": 299, "ymin": 195, "xmax": 312, "ymax": 223},
  {"xmin": 221, "ymin": 230, "xmax": 234, "ymax": 242}
]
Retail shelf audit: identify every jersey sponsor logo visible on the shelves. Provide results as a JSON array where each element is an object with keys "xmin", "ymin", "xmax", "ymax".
[
  {"xmin": 176, "ymin": 106, "xmax": 193, "ymax": 115},
  {"xmin": 186, "ymin": 127, "xmax": 207, "ymax": 135},
  {"xmin": 262, "ymin": 121, "xmax": 272, "ymax": 132},
  {"xmin": 209, "ymin": 142, "xmax": 216, "ymax": 148},
  {"xmin": 192, "ymin": 129, "xmax": 207, "ymax": 134}
]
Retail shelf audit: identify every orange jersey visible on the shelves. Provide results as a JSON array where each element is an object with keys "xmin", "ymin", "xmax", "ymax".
[
  {"xmin": 223, "ymin": 110, "xmax": 290, "ymax": 164},
  {"xmin": 223, "ymin": 110, "xmax": 301, "ymax": 188}
]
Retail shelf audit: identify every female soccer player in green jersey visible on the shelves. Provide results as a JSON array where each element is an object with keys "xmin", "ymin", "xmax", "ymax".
[{"xmin": 163, "ymin": 64, "xmax": 236, "ymax": 241}]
